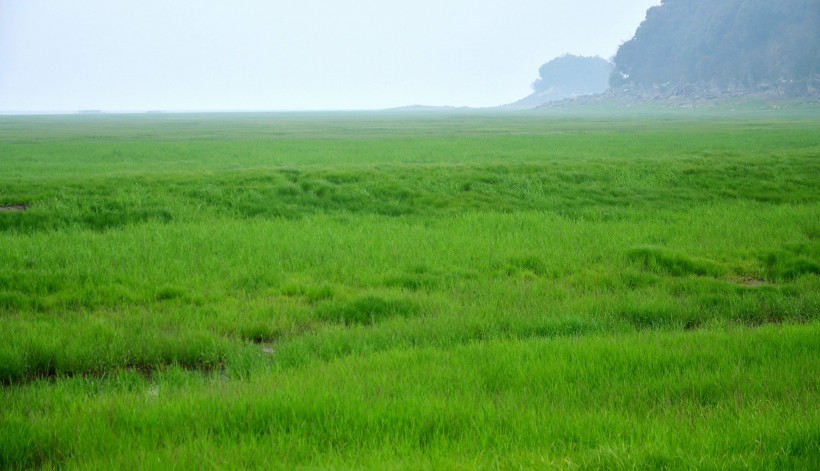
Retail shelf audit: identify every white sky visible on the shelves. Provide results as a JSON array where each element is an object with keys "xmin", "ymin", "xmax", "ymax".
[{"xmin": 0, "ymin": 0, "xmax": 660, "ymax": 111}]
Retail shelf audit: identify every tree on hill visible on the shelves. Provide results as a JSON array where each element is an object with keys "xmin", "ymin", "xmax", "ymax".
[
  {"xmin": 532, "ymin": 55, "xmax": 612, "ymax": 95},
  {"xmin": 508, "ymin": 55, "xmax": 611, "ymax": 107},
  {"xmin": 611, "ymin": 0, "xmax": 820, "ymax": 92}
]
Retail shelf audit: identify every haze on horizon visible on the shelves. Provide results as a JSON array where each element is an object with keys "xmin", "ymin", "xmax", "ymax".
[{"xmin": 0, "ymin": 0, "xmax": 660, "ymax": 112}]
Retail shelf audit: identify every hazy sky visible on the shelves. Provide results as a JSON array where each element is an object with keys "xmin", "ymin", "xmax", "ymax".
[{"xmin": 0, "ymin": 0, "xmax": 660, "ymax": 111}]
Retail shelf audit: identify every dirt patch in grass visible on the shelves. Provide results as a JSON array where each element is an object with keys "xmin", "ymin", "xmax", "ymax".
[
  {"xmin": 731, "ymin": 275, "xmax": 769, "ymax": 287},
  {"xmin": 0, "ymin": 204, "xmax": 28, "ymax": 212}
]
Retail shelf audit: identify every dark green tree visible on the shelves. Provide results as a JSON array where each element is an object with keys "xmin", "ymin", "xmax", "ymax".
[{"xmin": 532, "ymin": 55, "xmax": 612, "ymax": 95}]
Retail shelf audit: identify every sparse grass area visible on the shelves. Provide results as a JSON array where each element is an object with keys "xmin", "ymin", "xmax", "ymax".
[{"xmin": 1, "ymin": 110, "xmax": 818, "ymax": 468}]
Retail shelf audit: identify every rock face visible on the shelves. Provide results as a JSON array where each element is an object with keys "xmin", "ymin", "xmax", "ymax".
[
  {"xmin": 610, "ymin": 0, "xmax": 820, "ymax": 97},
  {"xmin": 506, "ymin": 55, "xmax": 612, "ymax": 108},
  {"xmin": 614, "ymin": 76, "xmax": 820, "ymax": 101},
  {"xmin": 535, "ymin": 77, "xmax": 820, "ymax": 110}
]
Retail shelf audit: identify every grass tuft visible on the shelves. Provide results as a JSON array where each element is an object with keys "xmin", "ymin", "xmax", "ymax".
[
  {"xmin": 317, "ymin": 295, "xmax": 421, "ymax": 326},
  {"xmin": 627, "ymin": 246, "xmax": 726, "ymax": 277},
  {"xmin": 504, "ymin": 255, "xmax": 549, "ymax": 277},
  {"xmin": 761, "ymin": 249, "xmax": 820, "ymax": 281}
]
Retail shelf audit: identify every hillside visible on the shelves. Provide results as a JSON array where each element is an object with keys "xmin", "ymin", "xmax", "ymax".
[{"xmin": 611, "ymin": 0, "xmax": 820, "ymax": 97}]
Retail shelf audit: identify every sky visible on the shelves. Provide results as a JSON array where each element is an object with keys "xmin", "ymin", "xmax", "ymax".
[{"xmin": 0, "ymin": 0, "xmax": 660, "ymax": 112}]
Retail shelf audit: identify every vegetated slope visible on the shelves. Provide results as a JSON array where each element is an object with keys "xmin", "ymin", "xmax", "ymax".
[
  {"xmin": 611, "ymin": 0, "xmax": 820, "ymax": 97},
  {"xmin": 508, "ymin": 55, "xmax": 612, "ymax": 108}
]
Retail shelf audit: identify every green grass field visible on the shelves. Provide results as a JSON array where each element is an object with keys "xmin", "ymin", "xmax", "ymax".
[{"xmin": 1, "ymin": 109, "xmax": 819, "ymax": 469}]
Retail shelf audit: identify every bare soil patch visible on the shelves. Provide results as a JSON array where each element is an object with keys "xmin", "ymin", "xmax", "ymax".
[
  {"xmin": 732, "ymin": 275, "xmax": 769, "ymax": 287},
  {"xmin": 0, "ymin": 204, "xmax": 28, "ymax": 212}
]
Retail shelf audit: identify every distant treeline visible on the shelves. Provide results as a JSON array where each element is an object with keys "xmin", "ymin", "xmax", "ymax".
[{"xmin": 612, "ymin": 0, "xmax": 820, "ymax": 91}]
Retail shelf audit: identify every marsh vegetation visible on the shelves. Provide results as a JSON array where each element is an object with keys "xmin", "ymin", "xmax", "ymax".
[{"xmin": 1, "ymin": 110, "xmax": 818, "ymax": 468}]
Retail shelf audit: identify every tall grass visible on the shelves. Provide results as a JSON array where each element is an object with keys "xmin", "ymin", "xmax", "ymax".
[
  {"xmin": 2, "ymin": 324, "xmax": 818, "ymax": 469},
  {"xmin": 0, "ymin": 111, "xmax": 818, "ymax": 468}
]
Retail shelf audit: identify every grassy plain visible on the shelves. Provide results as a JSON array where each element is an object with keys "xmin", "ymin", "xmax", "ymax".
[{"xmin": 1, "ymin": 109, "xmax": 819, "ymax": 469}]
